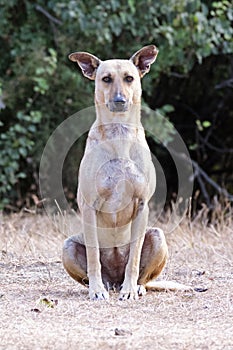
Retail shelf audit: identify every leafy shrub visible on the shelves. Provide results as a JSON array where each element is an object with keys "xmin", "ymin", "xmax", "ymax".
[{"xmin": 0, "ymin": 0, "xmax": 232, "ymax": 210}]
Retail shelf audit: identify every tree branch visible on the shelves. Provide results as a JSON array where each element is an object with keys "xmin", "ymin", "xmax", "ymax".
[
  {"xmin": 167, "ymin": 146, "xmax": 233, "ymax": 203},
  {"xmin": 199, "ymin": 134, "xmax": 233, "ymax": 154},
  {"xmin": 35, "ymin": 5, "xmax": 62, "ymax": 25},
  {"xmin": 191, "ymin": 159, "xmax": 233, "ymax": 202},
  {"xmin": 193, "ymin": 165, "xmax": 211, "ymax": 207},
  {"xmin": 215, "ymin": 78, "xmax": 233, "ymax": 90}
]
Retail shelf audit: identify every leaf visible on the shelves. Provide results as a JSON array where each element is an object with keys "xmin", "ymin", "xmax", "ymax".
[
  {"xmin": 202, "ymin": 120, "xmax": 211, "ymax": 128},
  {"xmin": 196, "ymin": 119, "xmax": 203, "ymax": 131},
  {"xmin": 160, "ymin": 104, "xmax": 175, "ymax": 114},
  {"xmin": 38, "ymin": 297, "xmax": 58, "ymax": 308},
  {"xmin": 189, "ymin": 143, "xmax": 198, "ymax": 151}
]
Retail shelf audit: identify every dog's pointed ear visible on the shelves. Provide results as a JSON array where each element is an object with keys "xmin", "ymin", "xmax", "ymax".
[
  {"xmin": 69, "ymin": 52, "xmax": 101, "ymax": 80},
  {"xmin": 130, "ymin": 45, "xmax": 158, "ymax": 78}
]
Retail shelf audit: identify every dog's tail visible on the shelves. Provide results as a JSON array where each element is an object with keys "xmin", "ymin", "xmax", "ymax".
[{"xmin": 145, "ymin": 280, "xmax": 193, "ymax": 292}]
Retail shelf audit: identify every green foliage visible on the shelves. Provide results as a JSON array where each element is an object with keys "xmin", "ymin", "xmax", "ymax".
[
  {"xmin": 0, "ymin": 110, "xmax": 42, "ymax": 209},
  {"xmin": 0, "ymin": 0, "xmax": 232, "ymax": 209},
  {"xmin": 196, "ymin": 119, "xmax": 211, "ymax": 132},
  {"xmin": 142, "ymin": 105, "xmax": 176, "ymax": 146},
  {"xmin": 33, "ymin": 48, "xmax": 57, "ymax": 94}
]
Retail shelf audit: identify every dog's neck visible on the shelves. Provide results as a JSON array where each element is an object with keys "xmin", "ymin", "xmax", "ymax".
[{"xmin": 95, "ymin": 102, "xmax": 142, "ymax": 127}]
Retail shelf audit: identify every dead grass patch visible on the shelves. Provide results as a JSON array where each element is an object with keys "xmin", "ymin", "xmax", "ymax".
[{"xmin": 0, "ymin": 211, "xmax": 233, "ymax": 349}]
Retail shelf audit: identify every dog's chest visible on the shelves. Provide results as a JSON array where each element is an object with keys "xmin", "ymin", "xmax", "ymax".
[
  {"xmin": 96, "ymin": 158, "xmax": 146, "ymax": 200},
  {"xmin": 78, "ymin": 122, "xmax": 155, "ymax": 227},
  {"xmin": 88, "ymin": 124, "xmax": 150, "ymax": 200},
  {"xmin": 86, "ymin": 123, "xmax": 145, "ymax": 152}
]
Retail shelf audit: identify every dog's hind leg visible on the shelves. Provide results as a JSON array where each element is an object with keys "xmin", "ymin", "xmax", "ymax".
[
  {"xmin": 62, "ymin": 235, "xmax": 89, "ymax": 287},
  {"xmin": 138, "ymin": 228, "xmax": 168, "ymax": 286},
  {"xmin": 138, "ymin": 228, "xmax": 192, "ymax": 292}
]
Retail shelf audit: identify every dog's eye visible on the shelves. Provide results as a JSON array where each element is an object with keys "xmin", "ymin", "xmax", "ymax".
[
  {"xmin": 124, "ymin": 76, "xmax": 134, "ymax": 83},
  {"xmin": 102, "ymin": 76, "xmax": 112, "ymax": 83}
]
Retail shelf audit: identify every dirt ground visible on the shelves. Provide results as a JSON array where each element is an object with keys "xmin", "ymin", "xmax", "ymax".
[{"xmin": 0, "ymin": 211, "xmax": 233, "ymax": 350}]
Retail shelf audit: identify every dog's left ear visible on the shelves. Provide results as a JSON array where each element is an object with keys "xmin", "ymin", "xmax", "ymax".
[
  {"xmin": 69, "ymin": 52, "xmax": 101, "ymax": 80},
  {"xmin": 130, "ymin": 45, "xmax": 158, "ymax": 78}
]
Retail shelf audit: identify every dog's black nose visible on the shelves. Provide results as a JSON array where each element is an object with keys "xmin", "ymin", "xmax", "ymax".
[
  {"xmin": 113, "ymin": 94, "xmax": 126, "ymax": 105},
  {"xmin": 108, "ymin": 93, "xmax": 128, "ymax": 112}
]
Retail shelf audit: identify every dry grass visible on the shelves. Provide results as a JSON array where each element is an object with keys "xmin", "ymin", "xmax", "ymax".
[{"xmin": 0, "ymin": 210, "xmax": 233, "ymax": 350}]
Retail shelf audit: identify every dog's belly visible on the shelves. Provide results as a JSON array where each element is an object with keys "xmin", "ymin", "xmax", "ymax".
[
  {"xmin": 96, "ymin": 158, "xmax": 147, "ymax": 227},
  {"xmin": 100, "ymin": 245, "xmax": 130, "ymax": 288}
]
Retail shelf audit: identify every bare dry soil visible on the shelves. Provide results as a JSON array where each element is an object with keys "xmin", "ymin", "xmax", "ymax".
[{"xmin": 0, "ymin": 213, "xmax": 233, "ymax": 350}]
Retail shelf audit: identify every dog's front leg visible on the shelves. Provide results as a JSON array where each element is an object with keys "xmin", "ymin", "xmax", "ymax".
[
  {"xmin": 119, "ymin": 203, "xmax": 149, "ymax": 300},
  {"xmin": 83, "ymin": 204, "xmax": 109, "ymax": 300}
]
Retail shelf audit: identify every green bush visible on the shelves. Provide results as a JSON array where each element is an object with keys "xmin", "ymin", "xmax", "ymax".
[{"xmin": 0, "ymin": 0, "xmax": 232, "ymax": 209}]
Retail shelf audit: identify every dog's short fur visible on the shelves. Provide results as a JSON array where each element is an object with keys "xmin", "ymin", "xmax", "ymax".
[{"xmin": 62, "ymin": 46, "xmax": 170, "ymax": 300}]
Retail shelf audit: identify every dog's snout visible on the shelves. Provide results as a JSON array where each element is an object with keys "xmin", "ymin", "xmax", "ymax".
[
  {"xmin": 108, "ymin": 93, "xmax": 128, "ymax": 112},
  {"xmin": 113, "ymin": 93, "xmax": 126, "ymax": 105}
]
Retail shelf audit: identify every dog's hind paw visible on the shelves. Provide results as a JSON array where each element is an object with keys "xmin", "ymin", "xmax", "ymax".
[{"xmin": 137, "ymin": 285, "xmax": 146, "ymax": 296}]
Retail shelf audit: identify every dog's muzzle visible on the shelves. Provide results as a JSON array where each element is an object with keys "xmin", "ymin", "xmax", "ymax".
[{"xmin": 108, "ymin": 93, "xmax": 128, "ymax": 112}]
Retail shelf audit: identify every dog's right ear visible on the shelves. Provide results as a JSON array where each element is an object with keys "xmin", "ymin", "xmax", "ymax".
[{"xmin": 69, "ymin": 52, "xmax": 101, "ymax": 80}]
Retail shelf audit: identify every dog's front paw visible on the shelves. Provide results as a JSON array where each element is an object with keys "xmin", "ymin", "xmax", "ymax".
[
  {"xmin": 119, "ymin": 282, "xmax": 138, "ymax": 300},
  {"xmin": 89, "ymin": 288, "xmax": 109, "ymax": 301},
  {"xmin": 119, "ymin": 291, "xmax": 138, "ymax": 300},
  {"xmin": 119, "ymin": 289, "xmax": 138, "ymax": 300},
  {"xmin": 119, "ymin": 284, "xmax": 146, "ymax": 300}
]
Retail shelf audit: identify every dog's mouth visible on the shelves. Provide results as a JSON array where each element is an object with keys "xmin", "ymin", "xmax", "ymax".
[{"xmin": 107, "ymin": 101, "xmax": 129, "ymax": 113}]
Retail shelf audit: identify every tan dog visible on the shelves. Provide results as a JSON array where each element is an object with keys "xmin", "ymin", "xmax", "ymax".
[{"xmin": 62, "ymin": 45, "xmax": 170, "ymax": 301}]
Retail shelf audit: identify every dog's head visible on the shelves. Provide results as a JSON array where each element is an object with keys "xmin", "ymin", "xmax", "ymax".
[{"xmin": 69, "ymin": 45, "xmax": 158, "ymax": 113}]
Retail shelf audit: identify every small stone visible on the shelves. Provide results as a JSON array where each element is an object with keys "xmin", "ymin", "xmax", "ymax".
[
  {"xmin": 114, "ymin": 328, "xmax": 132, "ymax": 336},
  {"xmin": 194, "ymin": 287, "xmax": 208, "ymax": 292}
]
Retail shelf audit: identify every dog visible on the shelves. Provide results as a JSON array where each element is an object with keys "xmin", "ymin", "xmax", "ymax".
[{"xmin": 62, "ymin": 45, "xmax": 182, "ymax": 301}]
